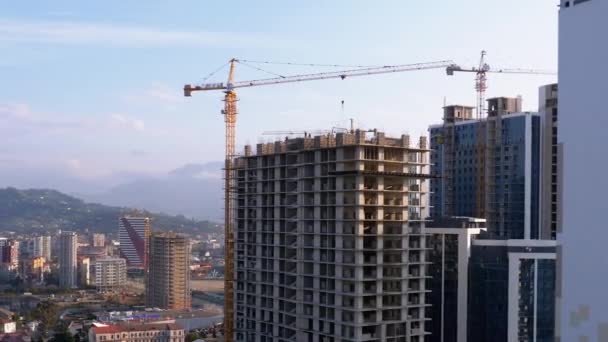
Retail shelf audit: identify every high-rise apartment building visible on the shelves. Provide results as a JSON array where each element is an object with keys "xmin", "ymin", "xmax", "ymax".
[
  {"xmin": 59, "ymin": 231, "xmax": 78, "ymax": 289},
  {"xmin": 539, "ymin": 84, "xmax": 560, "ymax": 240},
  {"xmin": 426, "ymin": 217, "xmax": 485, "ymax": 342},
  {"xmin": 95, "ymin": 257, "xmax": 126, "ymax": 292},
  {"xmin": 558, "ymin": 1, "xmax": 608, "ymax": 341},
  {"xmin": 78, "ymin": 256, "xmax": 91, "ymax": 287},
  {"xmin": 146, "ymin": 232, "xmax": 190, "ymax": 310},
  {"xmin": 41, "ymin": 235, "xmax": 51, "ymax": 260},
  {"xmin": 23, "ymin": 236, "xmax": 51, "ymax": 260},
  {"xmin": 119, "ymin": 216, "xmax": 150, "ymax": 269},
  {"xmin": 234, "ymin": 130, "xmax": 431, "ymax": 342},
  {"xmin": 0, "ymin": 238, "xmax": 19, "ymax": 272},
  {"xmin": 429, "ymin": 94, "xmax": 557, "ymax": 342},
  {"xmin": 92, "ymin": 233, "xmax": 106, "ymax": 248},
  {"xmin": 430, "ymin": 97, "xmax": 540, "ymax": 240}
]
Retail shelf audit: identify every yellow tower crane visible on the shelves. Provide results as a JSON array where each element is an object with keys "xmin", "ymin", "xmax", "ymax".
[{"xmin": 183, "ymin": 58, "xmax": 454, "ymax": 341}]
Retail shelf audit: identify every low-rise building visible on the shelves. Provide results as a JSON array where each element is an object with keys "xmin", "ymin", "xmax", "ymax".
[
  {"xmin": 92, "ymin": 234, "xmax": 106, "ymax": 248},
  {"xmin": 22, "ymin": 256, "xmax": 47, "ymax": 283},
  {"xmin": 88, "ymin": 323, "xmax": 185, "ymax": 342},
  {"xmin": 0, "ymin": 320, "xmax": 16, "ymax": 334}
]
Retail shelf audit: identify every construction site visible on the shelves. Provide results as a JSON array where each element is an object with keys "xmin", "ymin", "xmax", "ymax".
[{"xmin": 183, "ymin": 51, "xmax": 556, "ymax": 342}]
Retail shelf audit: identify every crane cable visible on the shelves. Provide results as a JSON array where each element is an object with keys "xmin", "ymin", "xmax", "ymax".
[
  {"xmin": 199, "ymin": 61, "xmax": 231, "ymax": 83},
  {"xmin": 239, "ymin": 59, "xmax": 384, "ymax": 69},
  {"xmin": 236, "ymin": 60, "xmax": 286, "ymax": 79}
]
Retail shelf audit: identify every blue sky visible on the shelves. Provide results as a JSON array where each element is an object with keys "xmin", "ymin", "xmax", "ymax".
[{"xmin": 0, "ymin": 0, "xmax": 558, "ymax": 190}]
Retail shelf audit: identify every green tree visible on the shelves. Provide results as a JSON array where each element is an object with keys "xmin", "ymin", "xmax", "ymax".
[
  {"xmin": 28, "ymin": 301, "xmax": 59, "ymax": 338},
  {"xmin": 49, "ymin": 321, "xmax": 75, "ymax": 342},
  {"xmin": 49, "ymin": 331, "xmax": 74, "ymax": 342},
  {"xmin": 185, "ymin": 332, "xmax": 200, "ymax": 342}
]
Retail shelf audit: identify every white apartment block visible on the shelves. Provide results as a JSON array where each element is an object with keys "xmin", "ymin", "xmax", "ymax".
[{"xmin": 95, "ymin": 257, "xmax": 127, "ymax": 292}]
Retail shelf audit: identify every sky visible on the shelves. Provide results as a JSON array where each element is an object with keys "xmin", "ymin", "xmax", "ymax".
[{"xmin": 0, "ymin": 0, "xmax": 558, "ymax": 191}]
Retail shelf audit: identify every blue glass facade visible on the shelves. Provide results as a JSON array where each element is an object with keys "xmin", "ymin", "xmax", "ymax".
[
  {"xmin": 430, "ymin": 111, "xmax": 555, "ymax": 342},
  {"xmin": 468, "ymin": 245, "xmax": 509, "ymax": 342},
  {"xmin": 430, "ymin": 122, "xmax": 485, "ymax": 219},
  {"xmin": 468, "ymin": 244, "xmax": 557, "ymax": 342},
  {"xmin": 429, "ymin": 114, "xmax": 541, "ymax": 239},
  {"xmin": 535, "ymin": 259, "xmax": 556, "ymax": 341}
]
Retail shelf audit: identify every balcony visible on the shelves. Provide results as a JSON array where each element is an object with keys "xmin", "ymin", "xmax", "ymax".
[
  {"xmin": 363, "ymin": 312, "xmax": 377, "ymax": 324},
  {"xmin": 363, "ymin": 297, "xmax": 377, "ymax": 309},
  {"xmin": 363, "ymin": 254, "xmax": 377, "ymax": 264}
]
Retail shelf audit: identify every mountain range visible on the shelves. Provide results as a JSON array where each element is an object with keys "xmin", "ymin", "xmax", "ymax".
[
  {"xmin": 0, "ymin": 161, "xmax": 224, "ymax": 220},
  {"xmin": 83, "ymin": 162, "xmax": 224, "ymax": 220},
  {"xmin": 0, "ymin": 187, "xmax": 220, "ymax": 235}
]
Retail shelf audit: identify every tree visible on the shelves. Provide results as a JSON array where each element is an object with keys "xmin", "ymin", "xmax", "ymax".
[
  {"xmin": 49, "ymin": 331, "xmax": 75, "ymax": 342},
  {"xmin": 28, "ymin": 301, "xmax": 59, "ymax": 338},
  {"xmin": 185, "ymin": 332, "xmax": 200, "ymax": 342},
  {"xmin": 44, "ymin": 271, "xmax": 60, "ymax": 286},
  {"xmin": 49, "ymin": 321, "xmax": 75, "ymax": 342}
]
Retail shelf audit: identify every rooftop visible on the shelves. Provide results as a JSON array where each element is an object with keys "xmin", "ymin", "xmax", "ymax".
[
  {"xmin": 91, "ymin": 322, "xmax": 183, "ymax": 334},
  {"xmin": 151, "ymin": 232, "xmax": 187, "ymax": 240},
  {"xmin": 427, "ymin": 216, "xmax": 487, "ymax": 229},
  {"xmin": 0, "ymin": 309, "xmax": 14, "ymax": 320},
  {"xmin": 241, "ymin": 129, "xmax": 428, "ymax": 157}
]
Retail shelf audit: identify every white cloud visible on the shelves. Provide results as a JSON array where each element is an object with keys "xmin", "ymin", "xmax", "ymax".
[
  {"xmin": 194, "ymin": 171, "xmax": 222, "ymax": 180},
  {"xmin": 0, "ymin": 19, "xmax": 274, "ymax": 47},
  {"xmin": 0, "ymin": 103, "xmax": 147, "ymax": 134},
  {"xmin": 123, "ymin": 83, "xmax": 182, "ymax": 110},
  {"xmin": 0, "ymin": 103, "xmax": 91, "ymax": 131},
  {"xmin": 110, "ymin": 113, "xmax": 145, "ymax": 132}
]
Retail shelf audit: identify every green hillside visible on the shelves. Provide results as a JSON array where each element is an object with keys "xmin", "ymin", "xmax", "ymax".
[{"xmin": 0, "ymin": 187, "xmax": 220, "ymax": 234}]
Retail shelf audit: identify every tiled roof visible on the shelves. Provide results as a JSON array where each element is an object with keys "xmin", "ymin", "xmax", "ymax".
[
  {"xmin": 0, "ymin": 309, "xmax": 13, "ymax": 320},
  {"xmin": 92, "ymin": 323, "xmax": 183, "ymax": 334}
]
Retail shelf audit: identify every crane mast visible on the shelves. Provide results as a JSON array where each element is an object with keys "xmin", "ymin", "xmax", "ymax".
[
  {"xmin": 222, "ymin": 59, "xmax": 237, "ymax": 342},
  {"xmin": 475, "ymin": 51, "xmax": 489, "ymax": 118}
]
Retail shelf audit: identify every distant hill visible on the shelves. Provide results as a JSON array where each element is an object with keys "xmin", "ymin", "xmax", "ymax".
[
  {"xmin": 83, "ymin": 162, "xmax": 223, "ymax": 220},
  {"xmin": 0, "ymin": 188, "xmax": 221, "ymax": 235}
]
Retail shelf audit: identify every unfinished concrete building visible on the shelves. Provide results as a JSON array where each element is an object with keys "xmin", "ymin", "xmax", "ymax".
[
  {"xmin": 234, "ymin": 130, "xmax": 432, "ymax": 342},
  {"xmin": 146, "ymin": 232, "xmax": 191, "ymax": 310}
]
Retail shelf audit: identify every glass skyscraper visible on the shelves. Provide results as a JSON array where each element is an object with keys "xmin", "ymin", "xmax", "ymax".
[
  {"xmin": 428, "ymin": 96, "xmax": 557, "ymax": 342},
  {"xmin": 429, "ymin": 99, "xmax": 541, "ymax": 240}
]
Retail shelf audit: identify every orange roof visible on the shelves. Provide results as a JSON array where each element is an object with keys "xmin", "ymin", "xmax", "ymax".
[{"xmin": 92, "ymin": 323, "xmax": 183, "ymax": 334}]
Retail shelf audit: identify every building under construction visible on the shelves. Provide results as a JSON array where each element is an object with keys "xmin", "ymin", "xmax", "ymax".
[
  {"xmin": 233, "ymin": 129, "xmax": 432, "ymax": 342},
  {"xmin": 146, "ymin": 232, "xmax": 191, "ymax": 310}
]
